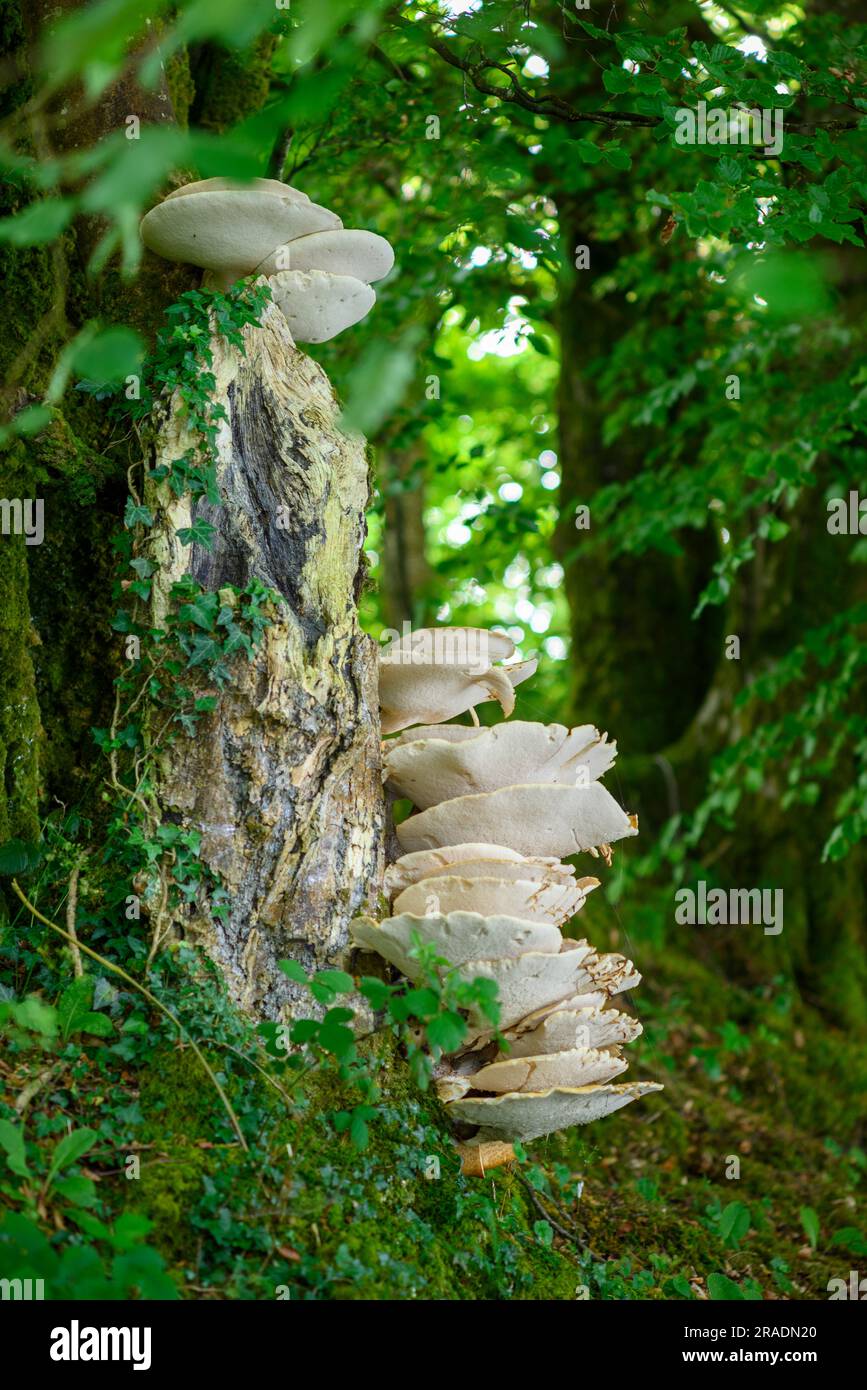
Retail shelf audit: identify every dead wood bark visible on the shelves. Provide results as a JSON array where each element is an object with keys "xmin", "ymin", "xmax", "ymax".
[{"xmin": 146, "ymin": 290, "xmax": 385, "ymax": 1018}]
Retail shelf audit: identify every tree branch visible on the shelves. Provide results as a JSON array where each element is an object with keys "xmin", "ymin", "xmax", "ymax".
[{"xmin": 397, "ymin": 17, "xmax": 857, "ymax": 135}]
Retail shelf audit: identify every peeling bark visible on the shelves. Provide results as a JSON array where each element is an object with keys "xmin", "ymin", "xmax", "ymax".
[{"xmin": 146, "ymin": 290, "xmax": 385, "ymax": 1018}]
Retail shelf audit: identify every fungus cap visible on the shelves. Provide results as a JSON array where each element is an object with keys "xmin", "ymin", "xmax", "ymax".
[
  {"xmin": 384, "ymin": 720, "xmax": 617, "ymax": 808},
  {"xmin": 391, "ymin": 874, "xmax": 594, "ymax": 926},
  {"xmin": 507, "ymin": 1005, "xmax": 642, "ymax": 1057},
  {"xmin": 268, "ymin": 269, "xmax": 376, "ymax": 343},
  {"xmin": 384, "ymin": 626, "xmax": 515, "ymax": 663},
  {"xmin": 383, "ymin": 844, "xmax": 575, "ymax": 897},
  {"xmin": 396, "ymin": 782, "xmax": 639, "ymax": 858},
  {"xmin": 260, "ymin": 228, "xmax": 394, "ymax": 282},
  {"xmin": 379, "ymin": 659, "xmax": 536, "ymax": 735},
  {"xmin": 160, "ymin": 177, "xmax": 320, "ymax": 204},
  {"xmin": 379, "ymin": 626, "xmax": 535, "ymax": 733},
  {"xmin": 459, "ymin": 942, "xmax": 640, "ymax": 1034},
  {"xmin": 467, "ymin": 1045, "xmax": 628, "ymax": 1094},
  {"xmin": 446, "ymin": 1081, "xmax": 664, "ymax": 1143},
  {"xmin": 140, "ymin": 185, "xmax": 340, "ymax": 279},
  {"xmin": 349, "ymin": 910, "xmax": 561, "ymax": 979}
]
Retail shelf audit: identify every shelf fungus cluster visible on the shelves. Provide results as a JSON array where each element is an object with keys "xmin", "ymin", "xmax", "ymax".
[
  {"xmin": 353, "ymin": 626, "xmax": 662, "ymax": 1176},
  {"xmin": 140, "ymin": 177, "xmax": 393, "ymax": 342}
]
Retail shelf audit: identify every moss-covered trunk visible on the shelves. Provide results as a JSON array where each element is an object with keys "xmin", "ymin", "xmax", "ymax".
[{"xmin": 1, "ymin": 6, "xmax": 385, "ymax": 1018}]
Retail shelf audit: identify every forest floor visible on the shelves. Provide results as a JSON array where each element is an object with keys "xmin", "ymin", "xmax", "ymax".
[{"xmin": 1, "ymin": 884, "xmax": 864, "ymax": 1301}]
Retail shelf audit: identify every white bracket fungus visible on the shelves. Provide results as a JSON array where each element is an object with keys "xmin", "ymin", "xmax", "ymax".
[
  {"xmin": 379, "ymin": 627, "xmax": 536, "ymax": 735},
  {"xmin": 354, "ymin": 624, "xmax": 662, "ymax": 1165},
  {"xmin": 139, "ymin": 176, "xmax": 394, "ymax": 342}
]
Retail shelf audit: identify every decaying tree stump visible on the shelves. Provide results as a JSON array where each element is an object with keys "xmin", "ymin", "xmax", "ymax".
[{"xmin": 146, "ymin": 287, "xmax": 385, "ymax": 1017}]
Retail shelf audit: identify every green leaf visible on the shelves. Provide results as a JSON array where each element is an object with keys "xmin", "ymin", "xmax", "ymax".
[
  {"xmin": 349, "ymin": 1112, "xmax": 370, "ymax": 1150},
  {"xmin": 12, "ymin": 997, "xmax": 58, "ymax": 1037},
  {"xmin": 78, "ymin": 1012, "xmax": 114, "ymax": 1038},
  {"xmin": 177, "ymin": 518, "xmax": 217, "ymax": 549},
  {"xmin": 603, "ymin": 144, "xmax": 632, "ymax": 172},
  {"xmin": 57, "ymin": 976, "xmax": 96, "ymax": 1041},
  {"xmin": 527, "ymin": 332, "xmax": 552, "ymax": 356},
  {"xmin": 313, "ymin": 969, "xmax": 354, "ymax": 994},
  {"xmin": 73, "ymin": 327, "xmax": 143, "ymax": 384},
  {"xmin": 289, "ymin": 1019, "xmax": 320, "ymax": 1044},
  {"xmin": 317, "ymin": 1020, "xmax": 356, "ymax": 1058},
  {"xmin": 707, "ymin": 1272, "xmax": 745, "ymax": 1300},
  {"xmin": 338, "ymin": 330, "xmax": 423, "ymax": 437},
  {"xmin": 830, "ymin": 1227, "xmax": 867, "ymax": 1256},
  {"xmin": 573, "ymin": 139, "xmax": 603, "ymax": 165},
  {"xmin": 0, "ymin": 839, "xmax": 42, "ymax": 876},
  {"xmin": 124, "ymin": 499, "xmax": 154, "ymax": 528},
  {"xmin": 533, "ymin": 1219, "xmax": 553, "ymax": 1247},
  {"xmin": 719, "ymin": 1201, "xmax": 751, "ymax": 1247},
  {"xmin": 358, "ymin": 977, "xmax": 391, "ymax": 1009},
  {"xmin": 800, "ymin": 1206, "xmax": 820, "ymax": 1250},
  {"xmin": 178, "ymin": 600, "xmax": 217, "ymax": 631},
  {"xmin": 426, "ymin": 1010, "xmax": 467, "ymax": 1055},
  {"xmin": 602, "ymin": 67, "xmax": 632, "ymax": 95},
  {"xmin": 53, "ymin": 1174, "xmax": 99, "ymax": 1208},
  {"xmin": 0, "ymin": 1119, "xmax": 30, "ymax": 1177},
  {"xmin": 0, "ymin": 198, "xmax": 75, "ymax": 245},
  {"xmin": 278, "ymin": 959, "xmax": 308, "ymax": 984},
  {"xmin": 47, "ymin": 1128, "xmax": 98, "ymax": 1186}
]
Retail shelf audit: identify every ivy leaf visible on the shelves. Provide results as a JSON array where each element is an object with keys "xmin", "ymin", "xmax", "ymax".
[
  {"xmin": 124, "ymin": 499, "xmax": 153, "ymax": 528},
  {"xmin": 176, "ymin": 518, "xmax": 216, "ymax": 549},
  {"xmin": 178, "ymin": 599, "xmax": 217, "ymax": 631},
  {"xmin": 533, "ymin": 1219, "xmax": 554, "ymax": 1247}
]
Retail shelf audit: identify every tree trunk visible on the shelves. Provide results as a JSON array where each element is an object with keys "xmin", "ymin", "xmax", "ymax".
[
  {"xmin": 381, "ymin": 442, "xmax": 433, "ymax": 632},
  {"xmin": 2, "ymin": 5, "xmax": 386, "ymax": 1019},
  {"xmin": 145, "ymin": 291, "xmax": 385, "ymax": 1016}
]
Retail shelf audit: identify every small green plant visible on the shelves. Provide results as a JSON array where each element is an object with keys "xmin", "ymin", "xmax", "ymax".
[{"xmin": 257, "ymin": 940, "xmax": 501, "ymax": 1151}]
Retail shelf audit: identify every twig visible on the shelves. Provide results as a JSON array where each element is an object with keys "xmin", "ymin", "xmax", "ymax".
[
  {"xmin": 516, "ymin": 1171, "xmax": 600, "ymax": 1260},
  {"xmin": 398, "ymin": 17, "xmax": 858, "ymax": 135},
  {"xmin": 65, "ymin": 861, "xmax": 83, "ymax": 979},
  {"xmin": 14, "ymin": 1060, "xmax": 64, "ymax": 1116},
  {"xmin": 210, "ymin": 1040, "xmax": 297, "ymax": 1109},
  {"xmin": 10, "ymin": 880, "xmax": 248, "ymax": 1152}
]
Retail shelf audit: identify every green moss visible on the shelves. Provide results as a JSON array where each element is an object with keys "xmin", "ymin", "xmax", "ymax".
[
  {"xmin": 165, "ymin": 49, "xmax": 195, "ymax": 129},
  {"xmin": 0, "ymin": 529, "xmax": 41, "ymax": 841},
  {"xmin": 121, "ymin": 1035, "xmax": 583, "ymax": 1300},
  {"xmin": 190, "ymin": 36, "xmax": 279, "ymax": 134}
]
